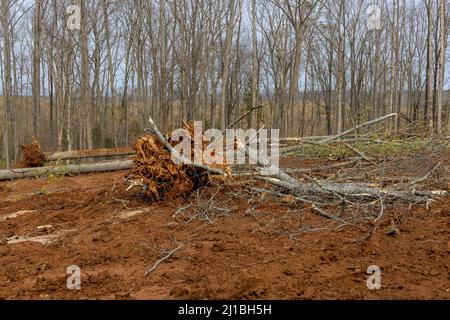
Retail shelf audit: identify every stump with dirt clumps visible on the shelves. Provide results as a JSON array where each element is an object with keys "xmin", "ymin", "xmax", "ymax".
[
  {"xmin": 128, "ymin": 124, "xmax": 216, "ymax": 201},
  {"xmin": 20, "ymin": 138, "xmax": 47, "ymax": 168}
]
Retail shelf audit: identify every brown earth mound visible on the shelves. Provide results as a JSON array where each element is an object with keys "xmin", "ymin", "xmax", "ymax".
[{"xmin": 20, "ymin": 138, "xmax": 47, "ymax": 168}]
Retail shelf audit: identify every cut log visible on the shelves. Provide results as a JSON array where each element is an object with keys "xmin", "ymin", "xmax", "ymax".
[
  {"xmin": 45, "ymin": 147, "xmax": 134, "ymax": 161},
  {"xmin": 0, "ymin": 160, "xmax": 133, "ymax": 181}
]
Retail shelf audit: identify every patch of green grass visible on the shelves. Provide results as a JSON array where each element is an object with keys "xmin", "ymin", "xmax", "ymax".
[
  {"xmin": 49, "ymin": 166, "xmax": 74, "ymax": 178},
  {"xmin": 38, "ymin": 186, "xmax": 49, "ymax": 195},
  {"xmin": 11, "ymin": 195, "xmax": 25, "ymax": 202},
  {"xmin": 292, "ymin": 144, "xmax": 351, "ymax": 158},
  {"xmin": 291, "ymin": 137, "xmax": 447, "ymax": 159},
  {"xmin": 36, "ymin": 165, "xmax": 74, "ymax": 180},
  {"xmin": 1, "ymin": 182, "xmax": 14, "ymax": 192}
]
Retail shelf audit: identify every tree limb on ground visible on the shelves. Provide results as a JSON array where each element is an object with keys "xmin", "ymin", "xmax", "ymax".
[
  {"xmin": 254, "ymin": 176, "xmax": 430, "ymax": 204},
  {"xmin": 0, "ymin": 160, "xmax": 133, "ymax": 181},
  {"xmin": 46, "ymin": 147, "xmax": 134, "ymax": 162},
  {"xmin": 145, "ymin": 243, "xmax": 185, "ymax": 276},
  {"xmin": 318, "ymin": 113, "xmax": 398, "ymax": 144}
]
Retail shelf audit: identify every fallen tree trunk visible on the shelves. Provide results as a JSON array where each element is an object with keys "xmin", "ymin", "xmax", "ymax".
[
  {"xmin": 0, "ymin": 160, "xmax": 133, "ymax": 181},
  {"xmin": 232, "ymin": 123, "xmax": 431, "ymax": 204},
  {"xmin": 278, "ymin": 136, "xmax": 330, "ymax": 142},
  {"xmin": 318, "ymin": 113, "xmax": 398, "ymax": 144},
  {"xmin": 45, "ymin": 147, "xmax": 134, "ymax": 161},
  {"xmin": 255, "ymin": 176, "xmax": 430, "ymax": 204},
  {"xmin": 278, "ymin": 114, "xmax": 398, "ymax": 155}
]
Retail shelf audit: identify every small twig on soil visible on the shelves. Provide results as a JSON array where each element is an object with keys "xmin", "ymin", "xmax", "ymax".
[
  {"xmin": 172, "ymin": 205, "xmax": 192, "ymax": 218},
  {"xmin": 373, "ymin": 196, "xmax": 385, "ymax": 223},
  {"xmin": 113, "ymin": 197, "xmax": 130, "ymax": 204},
  {"xmin": 232, "ymin": 171, "xmax": 260, "ymax": 177},
  {"xmin": 286, "ymin": 223, "xmax": 350, "ymax": 241},
  {"xmin": 112, "ymin": 197, "xmax": 131, "ymax": 209},
  {"xmin": 311, "ymin": 204, "xmax": 344, "ymax": 222},
  {"xmin": 407, "ymin": 160, "xmax": 443, "ymax": 187},
  {"xmin": 344, "ymin": 143, "xmax": 376, "ymax": 163},
  {"xmin": 250, "ymin": 186, "xmax": 322, "ymax": 205},
  {"xmin": 145, "ymin": 243, "xmax": 185, "ymax": 276}
]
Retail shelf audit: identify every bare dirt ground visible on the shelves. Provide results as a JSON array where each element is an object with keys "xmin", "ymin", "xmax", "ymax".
[{"xmin": 0, "ymin": 158, "xmax": 449, "ymax": 300}]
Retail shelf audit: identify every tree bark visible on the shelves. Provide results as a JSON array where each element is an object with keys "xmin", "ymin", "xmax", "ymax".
[
  {"xmin": 251, "ymin": 0, "xmax": 258, "ymax": 130},
  {"xmin": 45, "ymin": 147, "xmax": 134, "ymax": 161},
  {"xmin": 1, "ymin": 0, "xmax": 12, "ymax": 169},
  {"xmin": 32, "ymin": 0, "xmax": 42, "ymax": 138},
  {"xmin": 0, "ymin": 160, "xmax": 133, "ymax": 181},
  {"xmin": 436, "ymin": 0, "xmax": 446, "ymax": 134},
  {"xmin": 80, "ymin": 0, "xmax": 92, "ymax": 149},
  {"xmin": 220, "ymin": 0, "xmax": 236, "ymax": 131},
  {"xmin": 425, "ymin": 0, "xmax": 434, "ymax": 134}
]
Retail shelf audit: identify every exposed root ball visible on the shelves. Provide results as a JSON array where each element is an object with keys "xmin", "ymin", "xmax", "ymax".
[
  {"xmin": 20, "ymin": 138, "xmax": 47, "ymax": 168},
  {"xmin": 127, "ymin": 122, "xmax": 230, "ymax": 201},
  {"xmin": 129, "ymin": 134, "xmax": 209, "ymax": 201}
]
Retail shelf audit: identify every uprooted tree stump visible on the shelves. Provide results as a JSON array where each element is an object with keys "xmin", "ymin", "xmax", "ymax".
[
  {"xmin": 127, "ymin": 122, "xmax": 228, "ymax": 201},
  {"xmin": 20, "ymin": 138, "xmax": 47, "ymax": 168}
]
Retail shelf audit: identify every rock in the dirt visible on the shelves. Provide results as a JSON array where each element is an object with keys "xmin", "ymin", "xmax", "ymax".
[{"xmin": 387, "ymin": 221, "xmax": 400, "ymax": 236}]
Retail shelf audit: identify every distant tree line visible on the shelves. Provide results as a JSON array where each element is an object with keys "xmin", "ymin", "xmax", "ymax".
[{"xmin": 0, "ymin": 0, "xmax": 448, "ymax": 168}]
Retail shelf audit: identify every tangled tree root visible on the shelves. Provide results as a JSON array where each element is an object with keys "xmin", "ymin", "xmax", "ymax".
[
  {"xmin": 20, "ymin": 138, "xmax": 47, "ymax": 168},
  {"xmin": 127, "ymin": 123, "xmax": 225, "ymax": 201}
]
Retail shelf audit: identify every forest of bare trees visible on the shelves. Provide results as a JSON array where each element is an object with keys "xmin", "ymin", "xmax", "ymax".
[{"xmin": 0, "ymin": 0, "xmax": 449, "ymax": 168}]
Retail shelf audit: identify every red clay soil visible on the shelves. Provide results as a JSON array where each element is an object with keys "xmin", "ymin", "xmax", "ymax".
[{"xmin": 0, "ymin": 167, "xmax": 448, "ymax": 300}]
